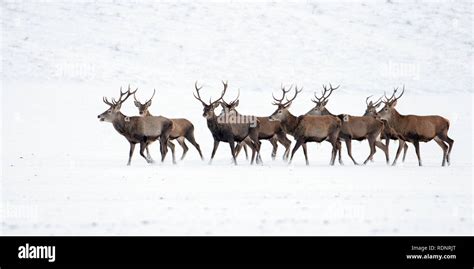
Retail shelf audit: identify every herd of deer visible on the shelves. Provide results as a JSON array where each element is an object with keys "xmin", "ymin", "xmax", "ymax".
[{"xmin": 98, "ymin": 82, "xmax": 454, "ymax": 167}]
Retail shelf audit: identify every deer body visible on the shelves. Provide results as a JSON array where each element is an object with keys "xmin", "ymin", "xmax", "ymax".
[
  {"xmin": 194, "ymin": 81, "xmax": 261, "ymax": 165},
  {"xmin": 219, "ymin": 94, "xmax": 291, "ymax": 161},
  {"xmin": 364, "ymin": 96, "xmax": 409, "ymax": 163},
  {"xmin": 307, "ymin": 84, "xmax": 389, "ymax": 165},
  {"xmin": 377, "ymin": 87, "xmax": 454, "ymax": 166},
  {"xmin": 98, "ymin": 87, "xmax": 172, "ymax": 165},
  {"xmin": 269, "ymin": 86, "xmax": 341, "ymax": 165},
  {"xmin": 134, "ymin": 90, "xmax": 203, "ymax": 162}
]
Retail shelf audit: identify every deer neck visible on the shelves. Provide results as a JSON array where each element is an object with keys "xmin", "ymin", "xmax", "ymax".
[
  {"xmin": 280, "ymin": 112, "xmax": 299, "ymax": 136},
  {"xmin": 112, "ymin": 113, "xmax": 133, "ymax": 137},
  {"xmin": 144, "ymin": 111, "xmax": 153, "ymax": 117},
  {"xmin": 387, "ymin": 109, "xmax": 405, "ymax": 130},
  {"xmin": 206, "ymin": 113, "xmax": 220, "ymax": 130}
]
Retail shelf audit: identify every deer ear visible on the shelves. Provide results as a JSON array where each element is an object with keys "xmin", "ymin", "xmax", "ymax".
[
  {"xmin": 322, "ymin": 100, "xmax": 329, "ymax": 106},
  {"xmin": 391, "ymin": 100, "xmax": 398, "ymax": 107},
  {"xmin": 233, "ymin": 100, "xmax": 239, "ymax": 107},
  {"xmin": 134, "ymin": 101, "xmax": 140, "ymax": 107},
  {"xmin": 146, "ymin": 100, "xmax": 152, "ymax": 106},
  {"xmin": 375, "ymin": 102, "xmax": 381, "ymax": 108},
  {"xmin": 368, "ymin": 101, "xmax": 373, "ymax": 106},
  {"xmin": 212, "ymin": 102, "xmax": 220, "ymax": 109},
  {"xmin": 284, "ymin": 102, "xmax": 292, "ymax": 108}
]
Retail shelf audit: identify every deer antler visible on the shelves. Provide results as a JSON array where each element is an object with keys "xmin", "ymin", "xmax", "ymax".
[
  {"xmin": 224, "ymin": 88, "xmax": 240, "ymax": 107},
  {"xmin": 193, "ymin": 81, "xmax": 208, "ymax": 106},
  {"xmin": 391, "ymin": 85, "xmax": 405, "ymax": 104},
  {"xmin": 273, "ymin": 85, "xmax": 302, "ymax": 107},
  {"xmin": 366, "ymin": 95, "xmax": 384, "ymax": 107},
  {"xmin": 285, "ymin": 85, "xmax": 302, "ymax": 105},
  {"xmin": 103, "ymin": 86, "xmax": 136, "ymax": 107},
  {"xmin": 313, "ymin": 83, "xmax": 339, "ymax": 104},
  {"xmin": 116, "ymin": 85, "xmax": 137, "ymax": 105},
  {"xmin": 272, "ymin": 84, "xmax": 292, "ymax": 105},
  {"xmin": 193, "ymin": 81, "xmax": 229, "ymax": 106},
  {"xmin": 384, "ymin": 87, "xmax": 398, "ymax": 103}
]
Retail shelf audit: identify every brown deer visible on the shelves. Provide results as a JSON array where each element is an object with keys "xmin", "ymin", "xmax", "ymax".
[
  {"xmin": 98, "ymin": 86, "xmax": 173, "ymax": 165},
  {"xmin": 377, "ymin": 87, "xmax": 454, "ymax": 166},
  {"xmin": 307, "ymin": 84, "xmax": 389, "ymax": 165},
  {"xmin": 134, "ymin": 89, "xmax": 204, "ymax": 161},
  {"xmin": 363, "ymin": 94, "xmax": 408, "ymax": 163},
  {"xmin": 193, "ymin": 81, "xmax": 261, "ymax": 165},
  {"xmin": 269, "ymin": 86, "xmax": 341, "ymax": 165},
  {"xmin": 219, "ymin": 87, "xmax": 292, "ymax": 161}
]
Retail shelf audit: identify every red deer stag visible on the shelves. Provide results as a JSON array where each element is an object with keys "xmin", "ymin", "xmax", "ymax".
[
  {"xmin": 219, "ymin": 87, "xmax": 292, "ymax": 161},
  {"xmin": 269, "ymin": 86, "xmax": 341, "ymax": 165},
  {"xmin": 193, "ymin": 81, "xmax": 261, "ymax": 165},
  {"xmin": 134, "ymin": 89, "xmax": 204, "ymax": 161},
  {"xmin": 307, "ymin": 84, "xmax": 389, "ymax": 165},
  {"xmin": 377, "ymin": 87, "xmax": 453, "ymax": 166},
  {"xmin": 363, "ymin": 94, "xmax": 408, "ymax": 162},
  {"xmin": 98, "ymin": 86, "xmax": 173, "ymax": 165}
]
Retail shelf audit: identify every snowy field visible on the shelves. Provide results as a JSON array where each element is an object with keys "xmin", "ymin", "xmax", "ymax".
[{"xmin": 1, "ymin": 1, "xmax": 473, "ymax": 235}]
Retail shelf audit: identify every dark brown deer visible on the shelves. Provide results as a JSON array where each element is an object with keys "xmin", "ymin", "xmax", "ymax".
[
  {"xmin": 98, "ymin": 86, "xmax": 173, "ymax": 165},
  {"xmin": 269, "ymin": 86, "xmax": 341, "ymax": 165},
  {"xmin": 134, "ymin": 89, "xmax": 204, "ymax": 161},
  {"xmin": 194, "ymin": 81, "xmax": 261, "ymax": 165},
  {"xmin": 363, "ymin": 94, "xmax": 408, "ymax": 163},
  {"xmin": 219, "ymin": 87, "xmax": 292, "ymax": 161},
  {"xmin": 307, "ymin": 84, "xmax": 389, "ymax": 165},
  {"xmin": 377, "ymin": 87, "xmax": 454, "ymax": 166}
]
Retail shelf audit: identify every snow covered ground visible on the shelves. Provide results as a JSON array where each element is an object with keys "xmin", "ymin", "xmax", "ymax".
[{"xmin": 1, "ymin": 0, "xmax": 472, "ymax": 235}]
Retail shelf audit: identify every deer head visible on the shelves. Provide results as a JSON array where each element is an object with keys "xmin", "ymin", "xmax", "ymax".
[
  {"xmin": 363, "ymin": 95, "xmax": 383, "ymax": 117},
  {"xmin": 193, "ymin": 81, "xmax": 227, "ymax": 119},
  {"xmin": 269, "ymin": 85, "xmax": 302, "ymax": 121},
  {"xmin": 307, "ymin": 83, "xmax": 339, "ymax": 115},
  {"xmin": 219, "ymin": 88, "xmax": 240, "ymax": 116},
  {"xmin": 377, "ymin": 86, "xmax": 405, "ymax": 121},
  {"xmin": 98, "ymin": 85, "xmax": 137, "ymax": 122},
  {"xmin": 133, "ymin": 89, "xmax": 156, "ymax": 116}
]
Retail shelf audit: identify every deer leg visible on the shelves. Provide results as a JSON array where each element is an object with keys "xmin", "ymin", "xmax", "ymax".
[
  {"xmin": 234, "ymin": 143, "xmax": 242, "ymax": 159},
  {"xmin": 249, "ymin": 130, "xmax": 262, "ymax": 165},
  {"xmin": 344, "ymin": 139, "xmax": 359, "ymax": 165},
  {"xmin": 166, "ymin": 140, "xmax": 176, "ymax": 164},
  {"xmin": 127, "ymin": 142, "xmax": 136, "ymax": 166},
  {"xmin": 145, "ymin": 142, "xmax": 155, "ymax": 163},
  {"xmin": 176, "ymin": 137, "xmax": 188, "ymax": 160},
  {"xmin": 301, "ymin": 142, "xmax": 309, "ymax": 166},
  {"xmin": 229, "ymin": 140, "xmax": 238, "ymax": 165},
  {"xmin": 242, "ymin": 144, "xmax": 249, "ymax": 160},
  {"xmin": 402, "ymin": 143, "xmax": 408, "ymax": 162},
  {"xmin": 439, "ymin": 133, "xmax": 454, "ymax": 166},
  {"xmin": 330, "ymin": 141, "xmax": 338, "ymax": 166},
  {"xmin": 269, "ymin": 136, "xmax": 278, "ymax": 160},
  {"xmin": 160, "ymin": 138, "xmax": 169, "ymax": 163},
  {"xmin": 289, "ymin": 140, "xmax": 303, "ymax": 165},
  {"xmin": 140, "ymin": 142, "xmax": 152, "ymax": 164},
  {"xmin": 185, "ymin": 132, "xmax": 204, "ymax": 161},
  {"xmin": 434, "ymin": 136, "xmax": 448, "ymax": 167},
  {"xmin": 209, "ymin": 140, "xmax": 220, "ymax": 165},
  {"xmin": 375, "ymin": 141, "xmax": 389, "ymax": 164},
  {"xmin": 145, "ymin": 142, "xmax": 153, "ymax": 160},
  {"xmin": 337, "ymin": 139, "xmax": 344, "ymax": 165},
  {"xmin": 391, "ymin": 139, "xmax": 405, "ymax": 166},
  {"xmin": 277, "ymin": 132, "xmax": 291, "ymax": 161},
  {"xmin": 363, "ymin": 138, "xmax": 377, "ymax": 165},
  {"xmin": 413, "ymin": 140, "xmax": 422, "ymax": 166}
]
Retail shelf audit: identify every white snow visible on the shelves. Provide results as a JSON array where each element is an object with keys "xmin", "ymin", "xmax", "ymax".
[{"xmin": 1, "ymin": 0, "xmax": 472, "ymax": 235}]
